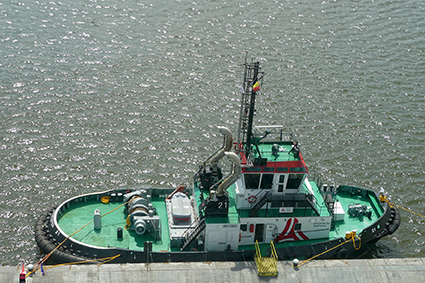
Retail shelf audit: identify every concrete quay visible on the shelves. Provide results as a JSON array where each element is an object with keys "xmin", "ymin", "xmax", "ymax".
[{"xmin": 2, "ymin": 258, "xmax": 425, "ymax": 283}]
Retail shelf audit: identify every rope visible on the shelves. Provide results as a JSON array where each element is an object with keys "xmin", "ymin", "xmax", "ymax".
[
  {"xmin": 294, "ymin": 232, "xmax": 362, "ymax": 268},
  {"xmin": 390, "ymin": 202, "xmax": 425, "ymax": 219},
  {"xmin": 352, "ymin": 235, "xmax": 361, "ymax": 250},
  {"xmin": 295, "ymin": 195, "xmax": 425, "ymax": 270},
  {"xmin": 294, "ymin": 239, "xmax": 351, "ymax": 268},
  {"xmin": 27, "ymin": 200, "xmax": 131, "ymax": 277},
  {"xmin": 381, "ymin": 194, "xmax": 425, "ymax": 219},
  {"xmin": 27, "ymin": 254, "xmax": 121, "ymax": 277},
  {"xmin": 43, "ymin": 255, "xmax": 121, "ymax": 270}
]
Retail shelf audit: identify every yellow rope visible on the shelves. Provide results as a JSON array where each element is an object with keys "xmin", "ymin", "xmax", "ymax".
[
  {"xmin": 352, "ymin": 236, "xmax": 361, "ymax": 250},
  {"xmin": 96, "ymin": 254, "xmax": 121, "ymax": 265},
  {"xmin": 295, "ymin": 239, "xmax": 351, "ymax": 268},
  {"xmin": 295, "ymin": 196, "xmax": 425, "ymax": 270},
  {"xmin": 390, "ymin": 202, "xmax": 425, "ymax": 219},
  {"xmin": 41, "ymin": 254, "xmax": 122, "ymax": 271},
  {"xmin": 100, "ymin": 201, "xmax": 130, "ymax": 218},
  {"xmin": 380, "ymin": 195, "xmax": 425, "ymax": 219}
]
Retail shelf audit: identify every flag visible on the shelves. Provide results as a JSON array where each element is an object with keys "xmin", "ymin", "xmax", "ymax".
[{"xmin": 253, "ymin": 80, "xmax": 260, "ymax": 92}]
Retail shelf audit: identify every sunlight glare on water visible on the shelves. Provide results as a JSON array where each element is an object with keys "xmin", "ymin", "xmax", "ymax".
[{"xmin": 0, "ymin": 0, "xmax": 424, "ymax": 265}]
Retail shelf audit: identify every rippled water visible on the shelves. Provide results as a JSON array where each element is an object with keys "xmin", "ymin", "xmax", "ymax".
[{"xmin": 1, "ymin": 0, "xmax": 424, "ymax": 265}]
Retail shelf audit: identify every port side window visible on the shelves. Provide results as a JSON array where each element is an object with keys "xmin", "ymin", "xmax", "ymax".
[
  {"xmin": 294, "ymin": 223, "xmax": 302, "ymax": 231},
  {"xmin": 286, "ymin": 174, "xmax": 304, "ymax": 190},
  {"xmin": 240, "ymin": 224, "xmax": 247, "ymax": 232},
  {"xmin": 260, "ymin": 174, "xmax": 274, "ymax": 190},
  {"xmin": 244, "ymin": 174, "xmax": 261, "ymax": 190}
]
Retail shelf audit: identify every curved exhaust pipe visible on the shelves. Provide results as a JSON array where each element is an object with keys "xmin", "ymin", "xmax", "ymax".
[
  {"xmin": 209, "ymin": 126, "xmax": 233, "ymax": 165},
  {"xmin": 216, "ymin": 152, "xmax": 241, "ymax": 196},
  {"xmin": 219, "ymin": 126, "xmax": 233, "ymax": 152}
]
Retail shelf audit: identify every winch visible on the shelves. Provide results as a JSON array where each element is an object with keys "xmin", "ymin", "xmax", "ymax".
[
  {"xmin": 124, "ymin": 189, "xmax": 161, "ymax": 238},
  {"xmin": 347, "ymin": 203, "xmax": 372, "ymax": 219}
]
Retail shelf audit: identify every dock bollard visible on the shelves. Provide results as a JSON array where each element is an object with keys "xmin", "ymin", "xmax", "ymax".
[
  {"xmin": 27, "ymin": 264, "xmax": 34, "ymax": 277},
  {"xmin": 293, "ymin": 258, "xmax": 299, "ymax": 268}
]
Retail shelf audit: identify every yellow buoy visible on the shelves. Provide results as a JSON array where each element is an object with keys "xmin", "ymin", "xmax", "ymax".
[{"xmin": 101, "ymin": 196, "xmax": 110, "ymax": 204}]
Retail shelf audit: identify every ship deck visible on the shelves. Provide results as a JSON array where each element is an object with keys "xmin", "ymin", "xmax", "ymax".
[
  {"xmin": 57, "ymin": 197, "xmax": 172, "ymax": 252},
  {"xmin": 57, "ymin": 182, "xmax": 384, "ymax": 254}
]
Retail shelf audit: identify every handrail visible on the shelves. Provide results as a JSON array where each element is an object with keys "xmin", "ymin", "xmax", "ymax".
[
  {"xmin": 181, "ymin": 217, "xmax": 202, "ymax": 239},
  {"xmin": 254, "ymin": 240, "xmax": 278, "ymax": 276},
  {"xmin": 255, "ymin": 240, "xmax": 261, "ymax": 257},
  {"xmin": 251, "ymin": 189, "xmax": 270, "ymax": 209},
  {"xmin": 270, "ymin": 240, "xmax": 278, "ymax": 261}
]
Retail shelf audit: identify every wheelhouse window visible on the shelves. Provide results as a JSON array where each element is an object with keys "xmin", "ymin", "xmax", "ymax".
[
  {"xmin": 286, "ymin": 174, "xmax": 304, "ymax": 190},
  {"xmin": 244, "ymin": 173, "xmax": 274, "ymax": 190},
  {"xmin": 244, "ymin": 174, "xmax": 261, "ymax": 190},
  {"xmin": 260, "ymin": 174, "xmax": 274, "ymax": 190}
]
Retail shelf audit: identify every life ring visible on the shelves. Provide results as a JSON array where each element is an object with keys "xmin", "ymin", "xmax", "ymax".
[{"xmin": 248, "ymin": 195, "xmax": 257, "ymax": 204}]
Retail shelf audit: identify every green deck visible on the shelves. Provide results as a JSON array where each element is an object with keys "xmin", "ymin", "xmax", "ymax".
[
  {"xmin": 57, "ymin": 181, "xmax": 384, "ymax": 254},
  {"xmin": 57, "ymin": 197, "xmax": 172, "ymax": 252},
  {"xmin": 252, "ymin": 141, "xmax": 300, "ymax": 162}
]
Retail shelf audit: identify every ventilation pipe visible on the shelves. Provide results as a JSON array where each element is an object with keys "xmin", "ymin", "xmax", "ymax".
[{"xmin": 216, "ymin": 152, "xmax": 241, "ymax": 196}]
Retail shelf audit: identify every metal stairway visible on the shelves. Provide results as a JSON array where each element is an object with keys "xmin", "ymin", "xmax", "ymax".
[
  {"xmin": 180, "ymin": 218, "xmax": 206, "ymax": 251},
  {"xmin": 150, "ymin": 219, "xmax": 162, "ymax": 240},
  {"xmin": 254, "ymin": 240, "xmax": 278, "ymax": 277},
  {"xmin": 305, "ymin": 195, "xmax": 321, "ymax": 217},
  {"xmin": 249, "ymin": 191, "xmax": 270, "ymax": 217}
]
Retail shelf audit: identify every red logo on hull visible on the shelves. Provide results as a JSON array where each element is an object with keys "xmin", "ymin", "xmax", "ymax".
[{"xmin": 274, "ymin": 218, "xmax": 309, "ymax": 242}]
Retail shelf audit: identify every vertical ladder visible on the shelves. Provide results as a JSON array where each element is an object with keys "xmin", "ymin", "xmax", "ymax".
[
  {"xmin": 236, "ymin": 60, "xmax": 261, "ymax": 155},
  {"xmin": 236, "ymin": 63, "xmax": 253, "ymax": 153}
]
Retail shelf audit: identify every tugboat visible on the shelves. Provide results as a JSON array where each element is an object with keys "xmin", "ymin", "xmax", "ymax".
[{"xmin": 35, "ymin": 58, "xmax": 400, "ymax": 264}]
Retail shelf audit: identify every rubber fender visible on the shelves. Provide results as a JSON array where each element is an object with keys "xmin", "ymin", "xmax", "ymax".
[
  {"xmin": 34, "ymin": 223, "xmax": 44, "ymax": 232},
  {"xmin": 337, "ymin": 248, "xmax": 349, "ymax": 259},
  {"xmin": 36, "ymin": 238, "xmax": 55, "ymax": 252},
  {"xmin": 388, "ymin": 209, "xmax": 401, "ymax": 235}
]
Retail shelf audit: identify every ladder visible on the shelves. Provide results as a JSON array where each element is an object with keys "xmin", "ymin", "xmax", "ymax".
[
  {"xmin": 180, "ymin": 218, "xmax": 206, "ymax": 251},
  {"xmin": 150, "ymin": 220, "xmax": 161, "ymax": 240},
  {"xmin": 236, "ymin": 60, "xmax": 261, "ymax": 155},
  {"xmin": 249, "ymin": 191, "xmax": 271, "ymax": 217},
  {"xmin": 254, "ymin": 240, "xmax": 279, "ymax": 277}
]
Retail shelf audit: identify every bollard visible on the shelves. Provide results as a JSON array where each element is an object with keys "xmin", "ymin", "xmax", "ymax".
[
  {"xmin": 345, "ymin": 231, "xmax": 352, "ymax": 240},
  {"xmin": 27, "ymin": 264, "xmax": 34, "ymax": 277}
]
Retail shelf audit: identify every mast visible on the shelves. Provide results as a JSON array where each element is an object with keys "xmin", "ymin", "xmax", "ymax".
[{"xmin": 236, "ymin": 57, "xmax": 263, "ymax": 161}]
